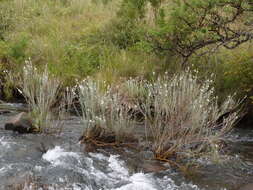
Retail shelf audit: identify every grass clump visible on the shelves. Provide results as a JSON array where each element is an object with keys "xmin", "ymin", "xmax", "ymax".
[
  {"xmin": 78, "ymin": 71, "xmax": 242, "ymax": 164},
  {"xmin": 139, "ymin": 71, "xmax": 241, "ymax": 161},
  {"xmin": 15, "ymin": 59, "xmax": 70, "ymax": 133},
  {"xmin": 79, "ymin": 78, "xmax": 137, "ymax": 145}
]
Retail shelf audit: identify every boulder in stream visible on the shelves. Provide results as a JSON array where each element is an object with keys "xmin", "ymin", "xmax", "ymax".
[{"xmin": 4, "ymin": 112, "xmax": 37, "ymax": 133}]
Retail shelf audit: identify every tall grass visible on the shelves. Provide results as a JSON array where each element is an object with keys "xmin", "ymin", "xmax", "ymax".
[
  {"xmin": 79, "ymin": 78, "xmax": 136, "ymax": 143},
  {"xmin": 0, "ymin": 0, "xmax": 164, "ymax": 86},
  {"xmin": 0, "ymin": 0, "xmax": 120, "ymax": 84},
  {"xmin": 17, "ymin": 59, "xmax": 65, "ymax": 133},
  {"xmin": 139, "ymin": 71, "xmax": 241, "ymax": 160},
  {"xmin": 78, "ymin": 71, "xmax": 242, "ymax": 161}
]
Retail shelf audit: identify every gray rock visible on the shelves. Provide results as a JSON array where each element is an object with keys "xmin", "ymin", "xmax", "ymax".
[
  {"xmin": 0, "ymin": 103, "xmax": 28, "ymax": 112},
  {"xmin": 139, "ymin": 150, "xmax": 154, "ymax": 160},
  {"xmin": 140, "ymin": 161, "xmax": 167, "ymax": 173},
  {"xmin": 4, "ymin": 112, "xmax": 36, "ymax": 133}
]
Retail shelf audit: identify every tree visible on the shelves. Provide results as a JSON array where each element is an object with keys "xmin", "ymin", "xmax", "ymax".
[
  {"xmin": 151, "ymin": 0, "xmax": 253, "ymax": 63},
  {"xmin": 118, "ymin": 0, "xmax": 253, "ymax": 64}
]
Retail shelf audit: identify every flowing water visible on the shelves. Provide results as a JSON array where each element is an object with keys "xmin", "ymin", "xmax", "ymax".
[{"xmin": 0, "ymin": 104, "xmax": 253, "ymax": 190}]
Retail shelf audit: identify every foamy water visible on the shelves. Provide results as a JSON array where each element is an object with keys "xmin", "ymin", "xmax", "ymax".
[
  {"xmin": 41, "ymin": 146, "xmax": 201, "ymax": 190},
  {"xmin": 0, "ymin": 137, "xmax": 12, "ymax": 149},
  {"xmin": 43, "ymin": 146, "xmax": 80, "ymax": 166}
]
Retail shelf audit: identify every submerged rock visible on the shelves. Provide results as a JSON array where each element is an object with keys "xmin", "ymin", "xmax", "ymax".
[
  {"xmin": 125, "ymin": 153, "xmax": 167, "ymax": 173},
  {"xmin": 4, "ymin": 112, "xmax": 37, "ymax": 133},
  {"xmin": 141, "ymin": 161, "xmax": 168, "ymax": 173},
  {"xmin": 0, "ymin": 102, "xmax": 28, "ymax": 112},
  {"xmin": 80, "ymin": 125, "xmax": 116, "ymax": 143}
]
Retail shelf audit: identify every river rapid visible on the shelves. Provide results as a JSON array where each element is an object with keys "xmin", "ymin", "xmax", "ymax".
[{"xmin": 0, "ymin": 105, "xmax": 253, "ymax": 190}]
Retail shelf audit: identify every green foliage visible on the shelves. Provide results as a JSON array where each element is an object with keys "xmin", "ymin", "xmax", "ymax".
[
  {"xmin": 0, "ymin": 40, "xmax": 9, "ymax": 58},
  {"xmin": 48, "ymin": 43, "xmax": 101, "ymax": 84},
  {"xmin": 0, "ymin": 0, "xmax": 120, "ymax": 86},
  {"xmin": 118, "ymin": 0, "xmax": 147, "ymax": 20},
  {"xmin": 220, "ymin": 46, "xmax": 253, "ymax": 97},
  {"xmin": 0, "ymin": 0, "xmax": 252, "ymax": 107},
  {"xmin": 190, "ymin": 43, "xmax": 253, "ymax": 103},
  {"xmin": 9, "ymin": 37, "xmax": 28, "ymax": 62},
  {"xmin": 113, "ymin": 0, "xmax": 253, "ymax": 62},
  {"xmin": 100, "ymin": 0, "xmax": 152, "ymax": 49},
  {"xmin": 0, "ymin": 2, "xmax": 13, "ymax": 39}
]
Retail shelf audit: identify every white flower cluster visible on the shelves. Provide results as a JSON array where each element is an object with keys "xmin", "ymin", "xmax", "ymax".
[
  {"xmin": 77, "ymin": 70, "xmax": 240, "ymax": 158},
  {"xmin": 78, "ymin": 78, "xmax": 135, "ymax": 140}
]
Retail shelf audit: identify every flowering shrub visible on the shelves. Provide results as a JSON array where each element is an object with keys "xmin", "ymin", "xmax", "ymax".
[
  {"xmin": 140, "ymin": 71, "xmax": 241, "ymax": 160},
  {"xmin": 79, "ymin": 78, "xmax": 135, "ymax": 143},
  {"xmin": 79, "ymin": 72, "xmax": 242, "ymax": 161},
  {"xmin": 17, "ymin": 60, "xmax": 68, "ymax": 133}
]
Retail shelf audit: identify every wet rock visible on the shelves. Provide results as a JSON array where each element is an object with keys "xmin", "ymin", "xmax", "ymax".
[
  {"xmin": 239, "ymin": 183, "xmax": 253, "ymax": 190},
  {"xmin": 0, "ymin": 101, "xmax": 11, "ymax": 114},
  {"xmin": 6, "ymin": 174, "xmax": 49, "ymax": 190},
  {"xmin": 139, "ymin": 150, "xmax": 155, "ymax": 160},
  {"xmin": 4, "ymin": 112, "xmax": 37, "ymax": 133},
  {"xmin": 0, "ymin": 110, "xmax": 11, "ymax": 115},
  {"xmin": 126, "ymin": 157, "xmax": 167, "ymax": 173},
  {"xmin": 81, "ymin": 125, "xmax": 116, "ymax": 143},
  {"xmin": 141, "ymin": 161, "xmax": 168, "ymax": 173},
  {"xmin": 0, "ymin": 103, "xmax": 28, "ymax": 112},
  {"xmin": 84, "ymin": 143, "xmax": 98, "ymax": 153}
]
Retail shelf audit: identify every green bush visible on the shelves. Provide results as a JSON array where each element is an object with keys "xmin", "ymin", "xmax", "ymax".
[{"xmin": 189, "ymin": 43, "xmax": 253, "ymax": 105}]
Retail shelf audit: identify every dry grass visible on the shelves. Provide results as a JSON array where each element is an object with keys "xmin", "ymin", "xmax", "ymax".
[
  {"xmin": 2, "ymin": 0, "xmax": 118, "ymax": 41},
  {"xmin": 0, "ymin": 0, "xmax": 120, "ymax": 83}
]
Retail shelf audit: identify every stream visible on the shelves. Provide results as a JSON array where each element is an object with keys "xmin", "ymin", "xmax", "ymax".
[{"xmin": 0, "ymin": 104, "xmax": 253, "ymax": 190}]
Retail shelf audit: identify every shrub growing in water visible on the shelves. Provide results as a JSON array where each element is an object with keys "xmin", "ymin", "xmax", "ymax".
[
  {"xmin": 139, "ymin": 71, "xmax": 242, "ymax": 161},
  {"xmin": 16, "ymin": 59, "xmax": 70, "ymax": 133},
  {"xmin": 79, "ymin": 78, "xmax": 136, "ymax": 144},
  {"xmin": 78, "ymin": 72, "xmax": 242, "ymax": 162},
  {"xmin": 5, "ymin": 64, "xmax": 243, "ymax": 171}
]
